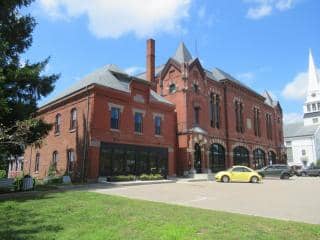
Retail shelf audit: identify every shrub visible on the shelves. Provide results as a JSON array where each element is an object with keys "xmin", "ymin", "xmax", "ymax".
[
  {"xmin": 48, "ymin": 163, "xmax": 57, "ymax": 177},
  {"xmin": 0, "ymin": 170, "xmax": 6, "ymax": 179},
  {"xmin": 110, "ymin": 175, "xmax": 135, "ymax": 182},
  {"xmin": 14, "ymin": 176, "xmax": 24, "ymax": 191},
  {"xmin": 139, "ymin": 174, "xmax": 163, "ymax": 181},
  {"xmin": 44, "ymin": 176, "xmax": 63, "ymax": 184}
]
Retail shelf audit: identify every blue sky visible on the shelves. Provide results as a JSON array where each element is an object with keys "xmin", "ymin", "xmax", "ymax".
[{"xmin": 24, "ymin": 0, "xmax": 320, "ymax": 123}]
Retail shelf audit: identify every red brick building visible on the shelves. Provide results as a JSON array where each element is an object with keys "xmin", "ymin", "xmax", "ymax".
[{"xmin": 23, "ymin": 39, "xmax": 284, "ymax": 181}]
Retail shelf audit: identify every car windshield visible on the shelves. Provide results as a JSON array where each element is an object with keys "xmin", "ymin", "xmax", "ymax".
[{"xmin": 227, "ymin": 168, "xmax": 233, "ymax": 172}]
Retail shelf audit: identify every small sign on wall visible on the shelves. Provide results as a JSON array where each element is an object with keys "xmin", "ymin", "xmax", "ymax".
[
  {"xmin": 246, "ymin": 118, "xmax": 252, "ymax": 129},
  {"xmin": 90, "ymin": 139, "xmax": 101, "ymax": 147}
]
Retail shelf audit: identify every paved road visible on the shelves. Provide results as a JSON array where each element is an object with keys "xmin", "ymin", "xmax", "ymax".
[{"xmin": 90, "ymin": 177, "xmax": 320, "ymax": 224}]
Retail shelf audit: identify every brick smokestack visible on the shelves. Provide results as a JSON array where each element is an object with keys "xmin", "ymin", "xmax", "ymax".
[{"xmin": 146, "ymin": 39, "xmax": 155, "ymax": 88}]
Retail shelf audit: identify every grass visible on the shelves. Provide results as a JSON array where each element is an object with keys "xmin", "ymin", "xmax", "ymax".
[{"xmin": 0, "ymin": 191, "xmax": 319, "ymax": 240}]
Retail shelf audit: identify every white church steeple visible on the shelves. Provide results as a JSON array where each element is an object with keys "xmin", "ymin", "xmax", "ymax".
[{"xmin": 304, "ymin": 49, "xmax": 320, "ymax": 125}]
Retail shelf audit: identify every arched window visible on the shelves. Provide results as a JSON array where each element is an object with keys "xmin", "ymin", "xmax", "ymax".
[
  {"xmin": 253, "ymin": 149, "xmax": 266, "ymax": 169},
  {"xmin": 55, "ymin": 114, "xmax": 61, "ymax": 134},
  {"xmin": 194, "ymin": 143, "xmax": 202, "ymax": 173},
  {"xmin": 35, "ymin": 153, "xmax": 40, "ymax": 172},
  {"xmin": 52, "ymin": 151, "xmax": 59, "ymax": 168},
  {"xmin": 70, "ymin": 108, "xmax": 77, "ymax": 130},
  {"xmin": 67, "ymin": 149, "xmax": 75, "ymax": 174},
  {"xmin": 233, "ymin": 146, "xmax": 249, "ymax": 166},
  {"xmin": 268, "ymin": 151, "xmax": 276, "ymax": 165},
  {"xmin": 169, "ymin": 84, "xmax": 176, "ymax": 93},
  {"xmin": 193, "ymin": 84, "xmax": 199, "ymax": 93},
  {"xmin": 210, "ymin": 144, "xmax": 225, "ymax": 172}
]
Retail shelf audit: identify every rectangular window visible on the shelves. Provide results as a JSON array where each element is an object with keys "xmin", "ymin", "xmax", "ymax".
[
  {"xmin": 235, "ymin": 101, "xmax": 239, "ymax": 132},
  {"xmin": 235, "ymin": 101, "xmax": 244, "ymax": 133},
  {"xmin": 239, "ymin": 103, "xmax": 244, "ymax": 133},
  {"xmin": 307, "ymin": 104, "xmax": 311, "ymax": 112},
  {"xmin": 253, "ymin": 107, "xmax": 261, "ymax": 137},
  {"xmin": 215, "ymin": 95, "xmax": 220, "ymax": 128},
  {"xmin": 67, "ymin": 150, "xmax": 75, "ymax": 173},
  {"xmin": 70, "ymin": 109, "xmax": 77, "ymax": 130},
  {"xmin": 155, "ymin": 116, "xmax": 161, "ymax": 135},
  {"xmin": 110, "ymin": 107, "xmax": 120, "ymax": 129},
  {"xmin": 134, "ymin": 112, "xmax": 143, "ymax": 133},
  {"xmin": 35, "ymin": 154, "xmax": 40, "ymax": 172},
  {"xmin": 266, "ymin": 113, "xmax": 272, "ymax": 140},
  {"xmin": 210, "ymin": 94, "xmax": 215, "ymax": 127},
  {"xmin": 194, "ymin": 107, "xmax": 200, "ymax": 125},
  {"xmin": 312, "ymin": 103, "xmax": 316, "ymax": 111},
  {"xmin": 54, "ymin": 114, "xmax": 61, "ymax": 134}
]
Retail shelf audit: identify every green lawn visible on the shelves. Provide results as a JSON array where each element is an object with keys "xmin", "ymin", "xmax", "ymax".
[{"xmin": 0, "ymin": 191, "xmax": 319, "ymax": 240}]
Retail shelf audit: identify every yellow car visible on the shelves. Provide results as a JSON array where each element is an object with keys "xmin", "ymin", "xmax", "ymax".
[{"xmin": 215, "ymin": 165, "xmax": 262, "ymax": 183}]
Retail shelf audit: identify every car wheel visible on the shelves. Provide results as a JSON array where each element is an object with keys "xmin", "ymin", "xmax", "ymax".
[
  {"xmin": 221, "ymin": 175, "xmax": 230, "ymax": 183},
  {"xmin": 250, "ymin": 176, "xmax": 259, "ymax": 183},
  {"xmin": 281, "ymin": 173, "xmax": 290, "ymax": 180},
  {"xmin": 301, "ymin": 172, "xmax": 306, "ymax": 177}
]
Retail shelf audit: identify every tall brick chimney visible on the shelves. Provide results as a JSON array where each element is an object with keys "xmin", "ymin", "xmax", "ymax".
[{"xmin": 146, "ymin": 39, "xmax": 155, "ymax": 89}]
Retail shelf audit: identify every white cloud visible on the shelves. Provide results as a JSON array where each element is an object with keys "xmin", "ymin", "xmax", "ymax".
[
  {"xmin": 124, "ymin": 66, "xmax": 145, "ymax": 76},
  {"xmin": 282, "ymin": 69, "xmax": 320, "ymax": 100},
  {"xmin": 282, "ymin": 71, "xmax": 308, "ymax": 100},
  {"xmin": 245, "ymin": 0, "xmax": 296, "ymax": 20},
  {"xmin": 247, "ymin": 4, "xmax": 272, "ymax": 19},
  {"xmin": 283, "ymin": 112, "xmax": 302, "ymax": 124},
  {"xmin": 38, "ymin": 0, "xmax": 191, "ymax": 38},
  {"xmin": 275, "ymin": 0, "xmax": 294, "ymax": 11}
]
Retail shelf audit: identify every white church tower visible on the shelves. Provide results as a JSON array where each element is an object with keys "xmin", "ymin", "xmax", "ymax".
[{"xmin": 303, "ymin": 50, "xmax": 320, "ymax": 126}]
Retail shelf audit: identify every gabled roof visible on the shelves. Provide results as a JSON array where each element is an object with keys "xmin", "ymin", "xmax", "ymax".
[
  {"xmin": 284, "ymin": 121, "xmax": 319, "ymax": 138},
  {"xmin": 172, "ymin": 42, "xmax": 193, "ymax": 63},
  {"xmin": 212, "ymin": 67, "xmax": 263, "ymax": 99},
  {"xmin": 136, "ymin": 65, "xmax": 165, "ymax": 79},
  {"xmin": 40, "ymin": 64, "xmax": 173, "ymax": 108},
  {"xmin": 262, "ymin": 91, "xmax": 278, "ymax": 107}
]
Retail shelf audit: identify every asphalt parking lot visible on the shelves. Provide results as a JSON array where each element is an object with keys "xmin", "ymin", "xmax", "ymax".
[{"xmin": 90, "ymin": 177, "xmax": 320, "ymax": 224}]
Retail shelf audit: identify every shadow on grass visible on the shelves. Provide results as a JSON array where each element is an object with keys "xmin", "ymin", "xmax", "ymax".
[{"xmin": 0, "ymin": 193, "xmax": 64, "ymax": 240}]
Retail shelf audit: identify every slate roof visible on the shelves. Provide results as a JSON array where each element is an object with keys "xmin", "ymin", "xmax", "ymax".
[
  {"xmin": 284, "ymin": 121, "xmax": 320, "ymax": 138},
  {"xmin": 136, "ymin": 42, "xmax": 265, "ymax": 100},
  {"xmin": 172, "ymin": 42, "xmax": 193, "ymax": 63},
  {"xmin": 40, "ymin": 64, "xmax": 174, "ymax": 108},
  {"xmin": 136, "ymin": 65, "xmax": 165, "ymax": 80}
]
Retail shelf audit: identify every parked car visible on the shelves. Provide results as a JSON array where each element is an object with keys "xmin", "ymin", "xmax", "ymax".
[
  {"xmin": 215, "ymin": 165, "xmax": 262, "ymax": 183},
  {"xmin": 257, "ymin": 164, "xmax": 294, "ymax": 179},
  {"xmin": 296, "ymin": 166, "xmax": 320, "ymax": 177}
]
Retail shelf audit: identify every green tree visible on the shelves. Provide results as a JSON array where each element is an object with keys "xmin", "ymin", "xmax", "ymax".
[{"xmin": 0, "ymin": 0, "xmax": 59, "ymax": 169}]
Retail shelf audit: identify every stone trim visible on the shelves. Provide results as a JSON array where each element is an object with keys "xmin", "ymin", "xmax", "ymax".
[
  {"xmin": 209, "ymin": 138, "xmax": 226, "ymax": 148},
  {"xmin": 231, "ymin": 142, "xmax": 250, "ymax": 151},
  {"xmin": 252, "ymin": 145, "xmax": 266, "ymax": 153},
  {"xmin": 152, "ymin": 112, "xmax": 164, "ymax": 120},
  {"xmin": 133, "ymin": 94, "xmax": 145, "ymax": 103},
  {"xmin": 108, "ymin": 102, "xmax": 124, "ymax": 112},
  {"xmin": 132, "ymin": 108, "xmax": 146, "ymax": 116}
]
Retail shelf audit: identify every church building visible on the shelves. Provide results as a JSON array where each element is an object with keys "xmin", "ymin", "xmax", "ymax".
[
  {"xmin": 284, "ymin": 50, "xmax": 320, "ymax": 167},
  {"xmin": 23, "ymin": 39, "xmax": 284, "ymax": 181}
]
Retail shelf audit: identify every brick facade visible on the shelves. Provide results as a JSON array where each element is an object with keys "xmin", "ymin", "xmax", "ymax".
[{"xmin": 23, "ymin": 39, "xmax": 284, "ymax": 181}]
